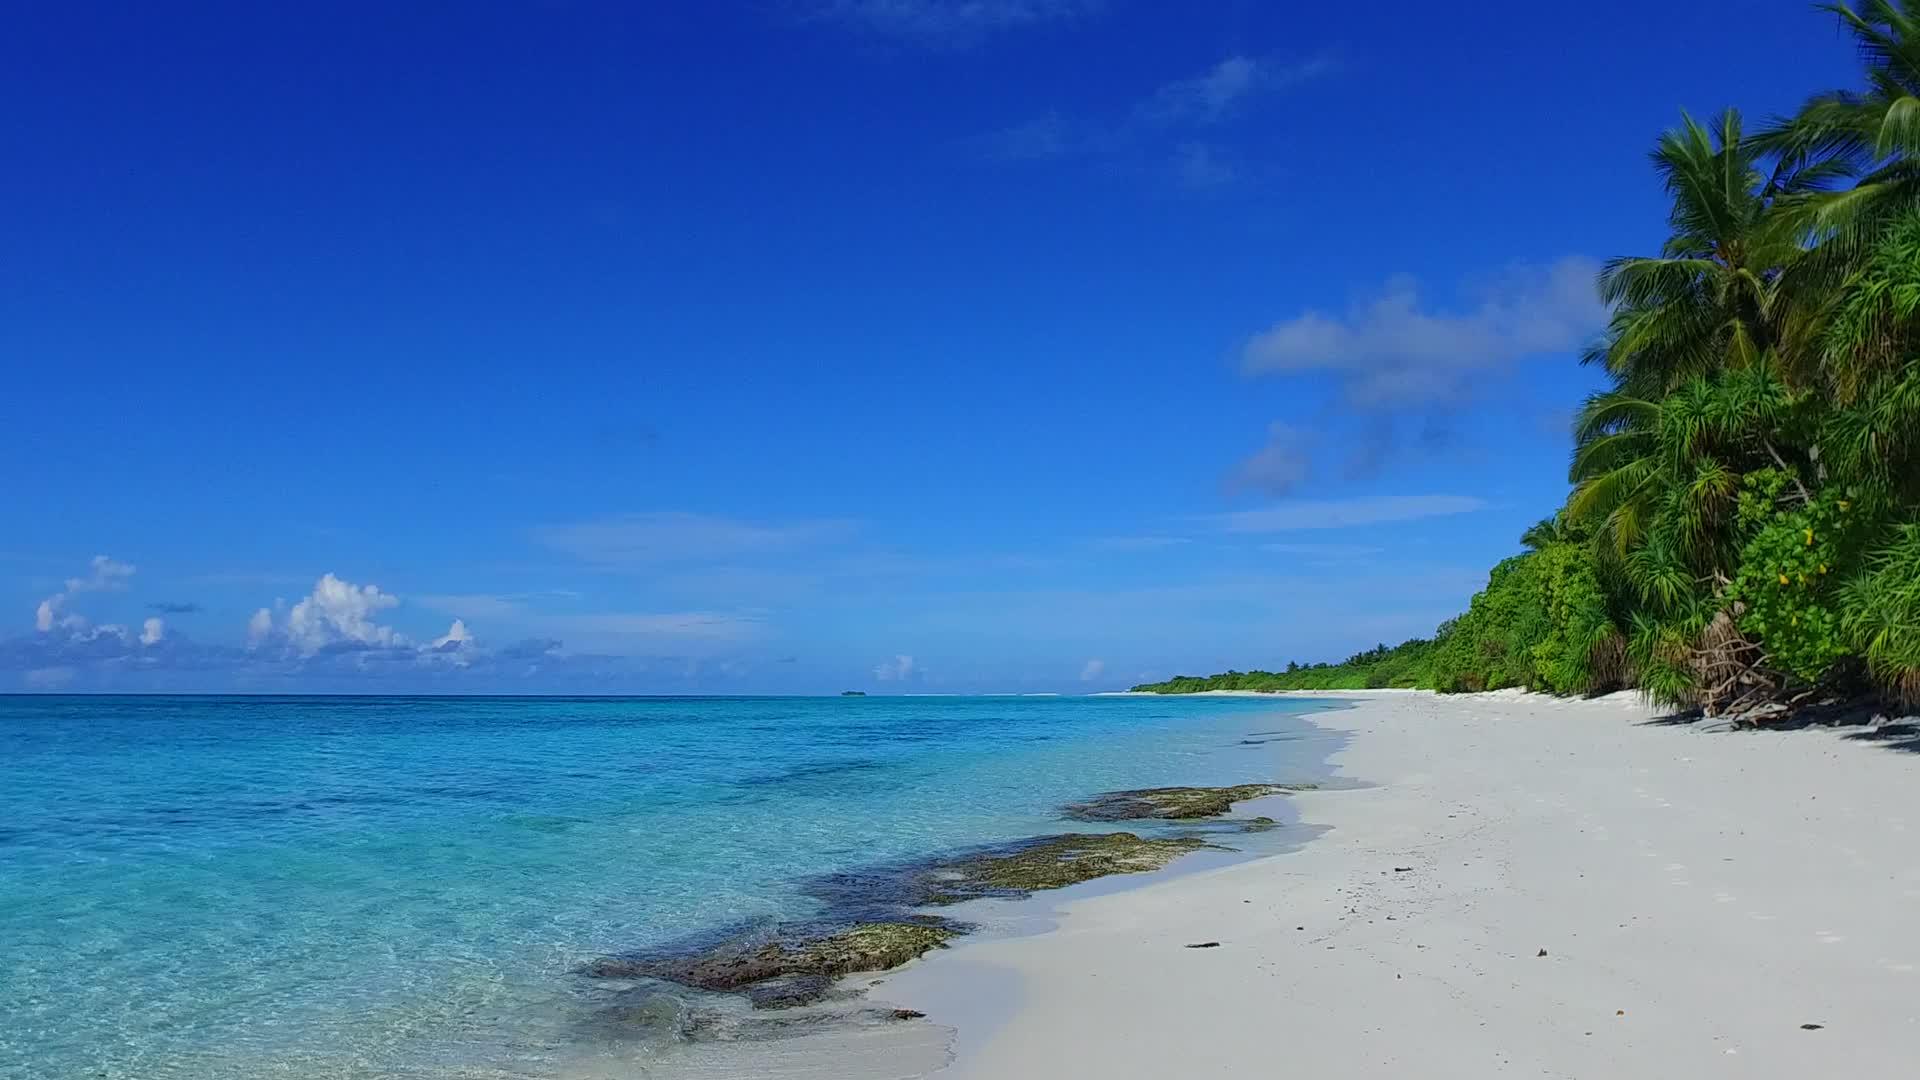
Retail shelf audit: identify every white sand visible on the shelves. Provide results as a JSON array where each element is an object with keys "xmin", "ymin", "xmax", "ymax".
[{"xmin": 880, "ymin": 689, "xmax": 1920, "ymax": 1078}]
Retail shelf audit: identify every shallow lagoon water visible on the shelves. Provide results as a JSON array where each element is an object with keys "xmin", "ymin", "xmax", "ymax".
[{"xmin": 0, "ymin": 694, "xmax": 1337, "ymax": 1079}]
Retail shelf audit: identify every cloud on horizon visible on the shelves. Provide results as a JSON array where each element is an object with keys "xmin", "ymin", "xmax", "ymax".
[
  {"xmin": 248, "ymin": 574, "xmax": 410, "ymax": 655},
  {"xmin": 2, "ymin": 562, "xmax": 730, "ymax": 690},
  {"xmin": 36, "ymin": 554, "xmax": 137, "ymax": 633}
]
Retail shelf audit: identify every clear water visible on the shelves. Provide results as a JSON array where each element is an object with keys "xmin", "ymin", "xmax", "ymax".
[{"xmin": 0, "ymin": 694, "xmax": 1336, "ymax": 1079}]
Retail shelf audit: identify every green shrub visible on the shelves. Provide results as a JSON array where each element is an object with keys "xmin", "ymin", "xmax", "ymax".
[
  {"xmin": 1729, "ymin": 489, "xmax": 1877, "ymax": 684},
  {"xmin": 1424, "ymin": 544, "xmax": 1621, "ymax": 695},
  {"xmin": 1841, "ymin": 523, "xmax": 1920, "ymax": 702}
]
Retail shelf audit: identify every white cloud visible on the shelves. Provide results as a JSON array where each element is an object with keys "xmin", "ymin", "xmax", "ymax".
[
  {"xmin": 1079, "ymin": 658, "xmax": 1106, "ymax": 682},
  {"xmin": 873, "ymin": 654, "xmax": 919, "ymax": 681},
  {"xmin": 1138, "ymin": 54, "xmax": 1330, "ymax": 126},
  {"xmin": 973, "ymin": 52, "xmax": 1333, "ymax": 175},
  {"xmin": 1228, "ymin": 422, "xmax": 1312, "ymax": 497},
  {"xmin": 810, "ymin": 0, "xmax": 1099, "ymax": 44},
  {"xmin": 67, "ymin": 555, "xmax": 136, "ymax": 593},
  {"xmin": 1206, "ymin": 495, "xmax": 1487, "ymax": 533},
  {"xmin": 1241, "ymin": 258, "xmax": 1606, "ymax": 407},
  {"xmin": 1142, "ymin": 55, "xmax": 1261, "ymax": 124},
  {"xmin": 1, "ymin": 567, "xmax": 719, "ymax": 688},
  {"xmin": 248, "ymin": 574, "xmax": 407, "ymax": 655},
  {"xmin": 534, "ymin": 512, "xmax": 857, "ymax": 567},
  {"xmin": 34, "ymin": 554, "xmax": 136, "ymax": 634},
  {"xmin": 287, "ymin": 574, "xmax": 402, "ymax": 652},
  {"xmin": 425, "ymin": 619, "xmax": 475, "ymax": 667}
]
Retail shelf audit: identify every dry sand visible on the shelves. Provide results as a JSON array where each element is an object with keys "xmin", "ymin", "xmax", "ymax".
[{"xmin": 877, "ymin": 689, "xmax": 1920, "ymax": 1078}]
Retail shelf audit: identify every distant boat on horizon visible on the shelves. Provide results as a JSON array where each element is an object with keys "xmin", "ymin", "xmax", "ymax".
[{"xmin": 840, "ymin": 690, "xmax": 867, "ymax": 697}]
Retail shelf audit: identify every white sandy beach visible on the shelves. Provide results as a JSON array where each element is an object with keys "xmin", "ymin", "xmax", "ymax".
[{"xmin": 879, "ymin": 689, "xmax": 1920, "ymax": 1078}]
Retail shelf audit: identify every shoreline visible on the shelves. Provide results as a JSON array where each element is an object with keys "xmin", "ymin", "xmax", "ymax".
[
  {"xmin": 869, "ymin": 689, "xmax": 1920, "ymax": 1078},
  {"xmin": 583, "ymin": 697, "xmax": 1347, "ymax": 1080}
]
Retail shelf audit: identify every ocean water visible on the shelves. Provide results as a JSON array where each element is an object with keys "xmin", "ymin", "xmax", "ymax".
[{"xmin": 0, "ymin": 694, "xmax": 1337, "ymax": 1079}]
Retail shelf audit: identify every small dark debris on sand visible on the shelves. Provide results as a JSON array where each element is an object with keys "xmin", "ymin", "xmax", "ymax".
[{"xmin": 1185, "ymin": 941, "xmax": 1221, "ymax": 949}]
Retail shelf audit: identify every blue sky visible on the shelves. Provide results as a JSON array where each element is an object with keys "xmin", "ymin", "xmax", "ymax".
[{"xmin": 1, "ymin": 1, "xmax": 1861, "ymax": 693}]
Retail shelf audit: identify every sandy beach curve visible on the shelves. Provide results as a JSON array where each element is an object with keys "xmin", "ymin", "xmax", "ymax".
[{"xmin": 875, "ymin": 689, "xmax": 1920, "ymax": 1078}]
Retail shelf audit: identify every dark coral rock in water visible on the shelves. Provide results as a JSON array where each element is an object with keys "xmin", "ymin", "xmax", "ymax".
[
  {"xmin": 588, "ymin": 830, "xmax": 1220, "ymax": 1011},
  {"xmin": 802, "ymin": 831, "xmax": 1216, "ymax": 916},
  {"xmin": 923, "ymin": 832, "xmax": 1211, "ymax": 897},
  {"xmin": 585, "ymin": 991, "xmax": 697, "ymax": 1042},
  {"xmin": 1062, "ymin": 784, "xmax": 1304, "ymax": 822},
  {"xmin": 585, "ymin": 922, "xmax": 957, "ymax": 1007}
]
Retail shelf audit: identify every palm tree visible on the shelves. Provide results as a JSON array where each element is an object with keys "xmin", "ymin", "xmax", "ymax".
[
  {"xmin": 1519, "ymin": 515, "xmax": 1569, "ymax": 551},
  {"xmin": 1589, "ymin": 110, "xmax": 1811, "ymax": 398},
  {"xmin": 1570, "ymin": 367, "xmax": 1793, "ymax": 567},
  {"xmin": 1760, "ymin": 2, "xmax": 1920, "ymax": 249},
  {"xmin": 1567, "ymin": 388, "xmax": 1663, "ymax": 553},
  {"xmin": 1582, "ymin": 367, "xmax": 1798, "ymax": 713}
]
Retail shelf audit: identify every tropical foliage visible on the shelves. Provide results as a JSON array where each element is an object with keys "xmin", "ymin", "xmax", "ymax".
[
  {"xmin": 1138, "ymin": 3, "xmax": 1920, "ymax": 717},
  {"xmin": 1132, "ymin": 639, "xmax": 1434, "ymax": 694}
]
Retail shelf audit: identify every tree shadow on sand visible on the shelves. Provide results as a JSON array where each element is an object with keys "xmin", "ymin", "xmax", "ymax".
[
  {"xmin": 1841, "ymin": 721, "xmax": 1920, "ymax": 754},
  {"xmin": 1634, "ymin": 698, "xmax": 1920, "ymax": 753}
]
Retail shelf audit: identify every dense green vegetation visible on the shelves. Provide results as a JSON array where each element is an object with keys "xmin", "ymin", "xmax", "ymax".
[
  {"xmin": 1138, "ymin": 2, "xmax": 1920, "ymax": 719},
  {"xmin": 1131, "ymin": 639, "xmax": 1435, "ymax": 693}
]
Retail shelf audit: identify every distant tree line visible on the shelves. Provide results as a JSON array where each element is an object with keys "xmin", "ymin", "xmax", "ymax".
[{"xmin": 1132, "ymin": 639, "xmax": 1436, "ymax": 694}]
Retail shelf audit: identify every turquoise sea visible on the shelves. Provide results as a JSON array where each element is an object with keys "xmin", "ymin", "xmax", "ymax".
[{"xmin": 0, "ymin": 694, "xmax": 1337, "ymax": 1079}]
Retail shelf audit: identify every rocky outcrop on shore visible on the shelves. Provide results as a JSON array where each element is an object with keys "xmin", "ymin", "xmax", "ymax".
[
  {"xmin": 586, "ymin": 922, "xmax": 959, "ymax": 1008},
  {"xmin": 926, "ymin": 832, "xmax": 1211, "ymax": 897},
  {"xmin": 583, "ymin": 830, "xmax": 1218, "ymax": 1009},
  {"xmin": 1062, "ymin": 783, "xmax": 1315, "ymax": 822}
]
